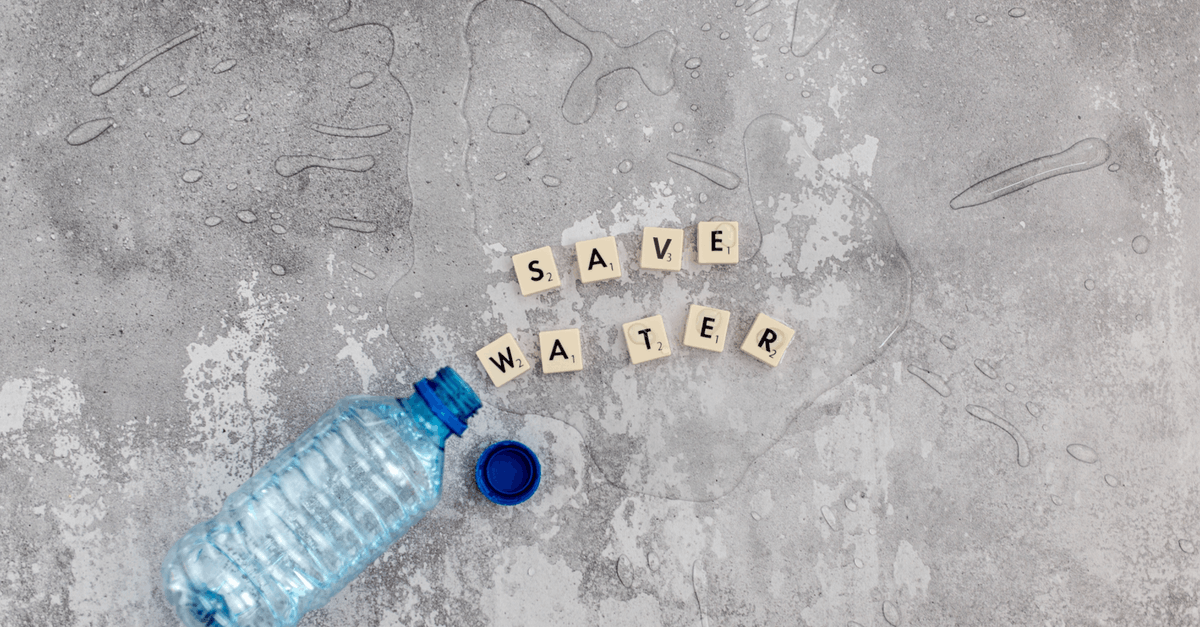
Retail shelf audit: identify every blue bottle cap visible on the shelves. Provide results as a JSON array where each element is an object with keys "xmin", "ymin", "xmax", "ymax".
[{"xmin": 475, "ymin": 440, "xmax": 541, "ymax": 506}]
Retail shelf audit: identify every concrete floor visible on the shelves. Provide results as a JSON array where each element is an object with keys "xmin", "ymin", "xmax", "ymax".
[{"xmin": 2, "ymin": 0, "xmax": 1198, "ymax": 625}]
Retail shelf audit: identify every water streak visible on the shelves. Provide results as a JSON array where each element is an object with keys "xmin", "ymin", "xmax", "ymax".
[
  {"xmin": 275, "ymin": 155, "xmax": 375, "ymax": 177},
  {"xmin": 965, "ymin": 405, "xmax": 1030, "ymax": 467},
  {"xmin": 91, "ymin": 26, "xmax": 202, "ymax": 96},
  {"xmin": 950, "ymin": 138, "xmax": 1110, "ymax": 209},
  {"xmin": 666, "ymin": 152, "xmax": 741, "ymax": 189}
]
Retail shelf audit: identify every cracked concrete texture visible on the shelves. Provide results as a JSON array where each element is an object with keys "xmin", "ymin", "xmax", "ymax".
[{"xmin": 2, "ymin": 0, "xmax": 1198, "ymax": 625}]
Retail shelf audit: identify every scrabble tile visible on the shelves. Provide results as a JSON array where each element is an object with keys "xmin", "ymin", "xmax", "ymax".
[
  {"xmin": 576, "ymin": 235, "xmax": 622, "ymax": 284},
  {"xmin": 476, "ymin": 333, "xmax": 531, "ymax": 386},
  {"xmin": 740, "ymin": 313, "xmax": 795, "ymax": 367},
  {"xmin": 539, "ymin": 328, "xmax": 583, "ymax": 373},
  {"xmin": 639, "ymin": 227, "xmax": 684, "ymax": 272},
  {"xmin": 682, "ymin": 304, "xmax": 731, "ymax": 352},
  {"xmin": 511, "ymin": 246, "xmax": 562, "ymax": 296},
  {"xmin": 622, "ymin": 315, "xmax": 672, "ymax": 364},
  {"xmin": 697, "ymin": 221, "xmax": 739, "ymax": 264}
]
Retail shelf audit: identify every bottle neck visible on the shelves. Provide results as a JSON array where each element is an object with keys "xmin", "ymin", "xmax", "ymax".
[{"xmin": 401, "ymin": 395, "xmax": 453, "ymax": 448}]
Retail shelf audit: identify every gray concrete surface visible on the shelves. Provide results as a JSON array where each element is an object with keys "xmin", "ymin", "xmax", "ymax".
[{"xmin": 2, "ymin": 0, "xmax": 1199, "ymax": 625}]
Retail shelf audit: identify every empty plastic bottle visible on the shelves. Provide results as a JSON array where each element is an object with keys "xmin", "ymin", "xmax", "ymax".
[{"xmin": 161, "ymin": 367, "xmax": 481, "ymax": 627}]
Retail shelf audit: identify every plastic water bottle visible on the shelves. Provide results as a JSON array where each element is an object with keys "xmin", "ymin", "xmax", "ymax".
[{"xmin": 161, "ymin": 367, "xmax": 481, "ymax": 627}]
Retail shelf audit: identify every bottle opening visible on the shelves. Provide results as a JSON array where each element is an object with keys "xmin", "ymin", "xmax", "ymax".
[{"xmin": 415, "ymin": 367, "xmax": 482, "ymax": 437}]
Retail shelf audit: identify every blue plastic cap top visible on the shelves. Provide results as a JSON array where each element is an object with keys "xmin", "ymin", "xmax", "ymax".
[{"xmin": 476, "ymin": 440, "xmax": 541, "ymax": 506}]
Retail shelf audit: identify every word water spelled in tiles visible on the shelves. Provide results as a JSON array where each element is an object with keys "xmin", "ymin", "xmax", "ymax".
[
  {"xmin": 682, "ymin": 304, "xmax": 731, "ymax": 352},
  {"xmin": 622, "ymin": 315, "xmax": 672, "ymax": 365},
  {"xmin": 741, "ymin": 313, "xmax": 795, "ymax": 367},
  {"xmin": 539, "ymin": 328, "xmax": 583, "ymax": 373},
  {"xmin": 476, "ymin": 333, "xmax": 531, "ymax": 387}
]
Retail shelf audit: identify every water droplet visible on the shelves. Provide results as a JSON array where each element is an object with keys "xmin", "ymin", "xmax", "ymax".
[
  {"xmin": 951, "ymin": 139, "xmax": 1109, "ymax": 209},
  {"xmin": 347, "ymin": 304, "xmax": 360, "ymax": 314},
  {"xmin": 352, "ymin": 263, "xmax": 377, "ymax": 279},
  {"xmin": 752, "ymin": 23, "xmax": 773, "ymax": 42},
  {"xmin": 349, "ymin": 71, "xmax": 376, "ymax": 88},
  {"xmin": 275, "ymin": 155, "xmax": 374, "ymax": 177},
  {"xmin": 271, "ymin": 224, "xmax": 286, "ymax": 235},
  {"xmin": 666, "ymin": 153, "xmax": 741, "ymax": 189},
  {"xmin": 719, "ymin": 31, "xmax": 730, "ymax": 40},
  {"xmin": 699, "ymin": 192, "xmax": 709, "ymax": 203},
  {"xmin": 844, "ymin": 497, "xmax": 857, "ymax": 512},
  {"xmin": 820, "ymin": 505, "xmax": 837, "ymax": 530},
  {"xmin": 751, "ymin": 511, "xmax": 761, "ymax": 521},
  {"xmin": 310, "ymin": 123, "xmax": 391, "ymax": 138},
  {"xmin": 236, "ymin": 210, "xmax": 258, "ymax": 223},
  {"xmin": 1051, "ymin": 495, "xmax": 1062, "ymax": 505},
  {"xmin": 854, "ymin": 558, "xmax": 864, "ymax": 568},
  {"xmin": 270, "ymin": 212, "xmax": 282, "ymax": 220},
  {"xmin": 494, "ymin": 171, "xmax": 507, "ymax": 181},
  {"xmin": 871, "ymin": 63, "xmax": 887, "ymax": 74},
  {"xmin": 745, "ymin": 0, "xmax": 770, "ymax": 15},
  {"xmin": 1009, "ymin": 7, "xmax": 1027, "ymax": 17},
  {"xmin": 673, "ymin": 122, "xmax": 684, "ymax": 132},
  {"xmin": 701, "ymin": 23, "xmax": 712, "ymax": 32},
  {"xmin": 975, "ymin": 13, "xmax": 989, "ymax": 22},
  {"xmin": 527, "ymin": 567, "xmax": 535, "ymax": 576},
  {"xmin": 167, "ymin": 83, "xmax": 188, "ymax": 98},
  {"xmin": 691, "ymin": 70, "xmax": 700, "ymax": 79},
  {"xmin": 1005, "ymin": 383, "xmax": 1016, "ymax": 392},
  {"xmin": 907, "ymin": 365, "xmax": 951, "ymax": 397},
  {"xmin": 685, "ymin": 57, "xmax": 702, "ymax": 69},
  {"xmin": 1107, "ymin": 163, "xmax": 1120, "ymax": 172},
  {"xmin": 735, "ymin": 0, "xmax": 746, "ymax": 7},
  {"xmin": 1131, "ymin": 235, "xmax": 1150, "ymax": 254},
  {"xmin": 1066, "ymin": 443, "xmax": 1098, "ymax": 464},
  {"xmin": 1104, "ymin": 474, "xmax": 1119, "ymax": 487},
  {"xmin": 203, "ymin": 216, "xmax": 222, "ymax": 227},
  {"xmin": 1025, "ymin": 402, "xmax": 1042, "ymax": 418},
  {"xmin": 882, "ymin": 600, "xmax": 901, "ymax": 626},
  {"xmin": 1084, "ymin": 278, "xmax": 1096, "ymax": 290},
  {"xmin": 974, "ymin": 359, "xmax": 998, "ymax": 379},
  {"xmin": 226, "ymin": 183, "xmax": 238, "ymax": 191},
  {"xmin": 328, "ymin": 217, "xmax": 378, "ymax": 233},
  {"xmin": 523, "ymin": 145, "xmax": 544, "ymax": 164},
  {"xmin": 66, "ymin": 118, "xmax": 115, "ymax": 146},
  {"xmin": 212, "ymin": 59, "xmax": 237, "ymax": 74},
  {"xmin": 939, "ymin": 335, "xmax": 957, "ymax": 350},
  {"xmin": 647, "ymin": 552, "xmax": 661, "ymax": 571},
  {"xmin": 618, "ymin": 160, "xmax": 633, "ymax": 173},
  {"xmin": 849, "ymin": 623, "xmax": 865, "ymax": 627},
  {"xmin": 181, "ymin": 169, "xmax": 203, "ymax": 183},
  {"xmin": 785, "ymin": 72, "xmax": 795, "ymax": 80},
  {"xmin": 487, "ymin": 104, "xmax": 531, "ymax": 135},
  {"xmin": 965, "ymin": 405, "xmax": 1031, "ymax": 467},
  {"xmin": 90, "ymin": 26, "xmax": 201, "ymax": 96},
  {"xmin": 868, "ymin": 528, "xmax": 877, "ymax": 535},
  {"xmin": 234, "ymin": 113, "xmax": 250, "ymax": 122},
  {"xmin": 615, "ymin": 100, "xmax": 628, "ymax": 111},
  {"xmin": 542, "ymin": 175, "xmax": 561, "ymax": 187},
  {"xmin": 180, "ymin": 129, "xmax": 202, "ymax": 145},
  {"xmin": 801, "ymin": 90, "xmax": 811, "ymax": 98},
  {"xmin": 270, "ymin": 264, "xmax": 286, "ymax": 276},
  {"xmin": 1180, "ymin": 539, "xmax": 1196, "ymax": 554},
  {"xmin": 690, "ymin": 104, "xmax": 699, "ymax": 111}
]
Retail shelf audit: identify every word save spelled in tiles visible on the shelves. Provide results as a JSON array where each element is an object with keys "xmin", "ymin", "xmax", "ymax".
[
  {"xmin": 576, "ymin": 236, "xmax": 623, "ymax": 284},
  {"xmin": 476, "ymin": 333, "xmax": 531, "ymax": 386},
  {"xmin": 639, "ymin": 227, "xmax": 684, "ymax": 271},
  {"xmin": 697, "ymin": 221, "xmax": 738, "ymax": 264},
  {"xmin": 512, "ymin": 246, "xmax": 562, "ymax": 296}
]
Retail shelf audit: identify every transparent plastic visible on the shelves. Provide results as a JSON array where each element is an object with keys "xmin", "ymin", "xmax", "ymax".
[{"xmin": 161, "ymin": 368, "xmax": 480, "ymax": 627}]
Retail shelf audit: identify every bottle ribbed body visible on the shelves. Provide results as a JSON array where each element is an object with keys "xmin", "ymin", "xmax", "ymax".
[{"xmin": 161, "ymin": 394, "xmax": 451, "ymax": 627}]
